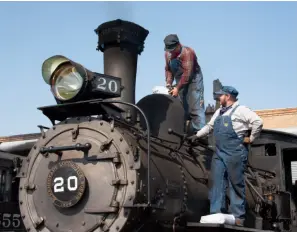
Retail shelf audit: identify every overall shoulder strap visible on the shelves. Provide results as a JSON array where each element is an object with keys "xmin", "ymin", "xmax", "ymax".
[{"xmin": 229, "ymin": 105, "xmax": 240, "ymax": 117}]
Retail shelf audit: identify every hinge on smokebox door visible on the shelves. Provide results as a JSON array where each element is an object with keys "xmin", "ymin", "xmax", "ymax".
[
  {"xmin": 14, "ymin": 156, "xmax": 30, "ymax": 178},
  {"xmin": 84, "ymin": 200, "xmax": 120, "ymax": 214},
  {"xmin": 100, "ymin": 138, "xmax": 113, "ymax": 152}
]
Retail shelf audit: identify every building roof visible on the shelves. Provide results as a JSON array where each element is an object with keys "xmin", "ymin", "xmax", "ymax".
[
  {"xmin": 255, "ymin": 107, "xmax": 297, "ymax": 117},
  {"xmin": 0, "ymin": 133, "xmax": 41, "ymax": 143},
  {"xmin": 254, "ymin": 107, "xmax": 297, "ymax": 129}
]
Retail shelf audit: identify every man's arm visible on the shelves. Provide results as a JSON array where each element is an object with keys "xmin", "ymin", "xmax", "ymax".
[
  {"xmin": 196, "ymin": 109, "xmax": 220, "ymax": 138},
  {"xmin": 240, "ymin": 107, "xmax": 264, "ymax": 143},
  {"xmin": 165, "ymin": 52, "xmax": 173, "ymax": 86},
  {"xmin": 176, "ymin": 48, "xmax": 195, "ymax": 90}
]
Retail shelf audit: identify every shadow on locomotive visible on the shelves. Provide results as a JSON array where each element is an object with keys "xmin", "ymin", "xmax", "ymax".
[{"xmin": 1, "ymin": 19, "xmax": 297, "ymax": 232}]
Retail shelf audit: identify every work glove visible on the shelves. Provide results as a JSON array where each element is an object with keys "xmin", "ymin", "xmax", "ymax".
[
  {"xmin": 187, "ymin": 135, "xmax": 209, "ymax": 146},
  {"xmin": 187, "ymin": 135, "xmax": 199, "ymax": 144}
]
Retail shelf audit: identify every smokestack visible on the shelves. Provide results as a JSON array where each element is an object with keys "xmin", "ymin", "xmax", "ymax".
[{"xmin": 94, "ymin": 19, "xmax": 149, "ymax": 117}]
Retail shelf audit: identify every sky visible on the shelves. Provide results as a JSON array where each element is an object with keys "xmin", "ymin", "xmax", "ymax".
[{"xmin": 0, "ymin": 1, "xmax": 296, "ymax": 136}]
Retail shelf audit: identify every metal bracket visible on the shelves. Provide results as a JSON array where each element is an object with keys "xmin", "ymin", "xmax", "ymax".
[
  {"xmin": 38, "ymin": 125, "xmax": 49, "ymax": 138},
  {"xmin": 24, "ymin": 182, "xmax": 37, "ymax": 192},
  {"xmin": 84, "ymin": 201, "xmax": 119, "ymax": 214},
  {"xmin": 72, "ymin": 125, "xmax": 79, "ymax": 140},
  {"xmin": 100, "ymin": 138, "xmax": 113, "ymax": 151},
  {"xmin": 112, "ymin": 179, "xmax": 128, "ymax": 186},
  {"xmin": 15, "ymin": 156, "xmax": 29, "ymax": 178},
  {"xmin": 87, "ymin": 151, "xmax": 121, "ymax": 163}
]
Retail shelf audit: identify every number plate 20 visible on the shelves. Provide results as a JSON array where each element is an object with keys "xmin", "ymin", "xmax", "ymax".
[
  {"xmin": 46, "ymin": 160, "xmax": 86, "ymax": 208},
  {"xmin": 92, "ymin": 74, "xmax": 121, "ymax": 97}
]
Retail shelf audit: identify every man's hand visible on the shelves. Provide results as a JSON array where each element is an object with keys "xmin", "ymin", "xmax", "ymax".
[
  {"xmin": 187, "ymin": 135, "xmax": 199, "ymax": 144},
  {"xmin": 243, "ymin": 137, "xmax": 251, "ymax": 144},
  {"xmin": 169, "ymin": 87, "xmax": 179, "ymax": 97}
]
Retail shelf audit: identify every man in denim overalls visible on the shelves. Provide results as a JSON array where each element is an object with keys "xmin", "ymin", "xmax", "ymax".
[
  {"xmin": 188, "ymin": 86, "xmax": 263, "ymax": 226},
  {"xmin": 164, "ymin": 34, "xmax": 206, "ymax": 135}
]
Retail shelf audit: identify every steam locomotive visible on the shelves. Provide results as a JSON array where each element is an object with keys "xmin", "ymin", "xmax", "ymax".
[{"xmin": 1, "ymin": 19, "xmax": 297, "ymax": 232}]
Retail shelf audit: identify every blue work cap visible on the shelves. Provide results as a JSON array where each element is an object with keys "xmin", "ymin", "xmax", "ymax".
[{"xmin": 214, "ymin": 86, "xmax": 239, "ymax": 98}]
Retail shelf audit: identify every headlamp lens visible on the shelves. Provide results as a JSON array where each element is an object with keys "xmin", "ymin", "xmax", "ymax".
[{"xmin": 51, "ymin": 64, "xmax": 84, "ymax": 101}]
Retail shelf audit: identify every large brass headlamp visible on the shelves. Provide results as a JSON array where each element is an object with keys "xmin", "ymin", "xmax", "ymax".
[
  {"xmin": 41, "ymin": 55, "xmax": 121, "ymax": 104},
  {"xmin": 42, "ymin": 55, "xmax": 89, "ymax": 102}
]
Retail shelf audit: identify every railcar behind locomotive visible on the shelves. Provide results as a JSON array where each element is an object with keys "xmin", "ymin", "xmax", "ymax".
[{"xmin": 1, "ymin": 19, "xmax": 297, "ymax": 232}]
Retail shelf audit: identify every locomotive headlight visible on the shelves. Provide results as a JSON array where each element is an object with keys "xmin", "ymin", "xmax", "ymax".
[
  {"xmin": 42, "ymin": 55, "xmax": 88, "ymax": 102},
  {"xmin": 41, "ymin": 55, "xmax": 122, "ymax": 104},
  {"xmin": 51, "ymin": 63, "xmax": 84, "ymax": 101}
]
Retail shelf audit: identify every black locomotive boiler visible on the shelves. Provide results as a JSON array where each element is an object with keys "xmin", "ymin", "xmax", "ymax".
[{"xmin": 1, "ymin": 19, "xmax": 297, "ymax": 232}]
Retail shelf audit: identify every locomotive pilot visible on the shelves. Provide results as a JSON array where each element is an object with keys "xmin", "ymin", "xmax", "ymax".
[
  {"xmin": 188, "ymin": 86, "xmax": 263, "ymax": 226},
  {"xmin": 164, "ymin": 34, "xmax": 206, "ymax": 135}
]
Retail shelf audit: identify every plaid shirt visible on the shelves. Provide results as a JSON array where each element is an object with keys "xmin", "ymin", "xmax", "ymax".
[{"xmin": 165, "ymin": 45, "xmax": 200, "ymax": 90}]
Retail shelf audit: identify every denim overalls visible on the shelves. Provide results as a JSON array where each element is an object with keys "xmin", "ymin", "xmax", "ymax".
[
  {"xmin": 209, "ymin": 105, "xmax": 249, "ymax": 223},
  {"xmin": 168, "ymin": 47, "xmax": 206, "ymax": 134}
]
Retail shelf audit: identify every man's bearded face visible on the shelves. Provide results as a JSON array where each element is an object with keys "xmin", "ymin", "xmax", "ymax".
[{"xmin": 219, "ymin": 94, "xmax": 228, "ymax": 107}]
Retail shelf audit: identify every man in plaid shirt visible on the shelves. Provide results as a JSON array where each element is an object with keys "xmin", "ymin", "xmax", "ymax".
[{"xmin": 164, "ymin": 34, "xmax": 206, "ymax": 135}]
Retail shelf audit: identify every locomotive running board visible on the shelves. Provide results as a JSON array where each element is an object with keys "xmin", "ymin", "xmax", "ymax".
[{"xmin": 186, "ymin": 223, "xmax": 274, "ymax": 232}]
